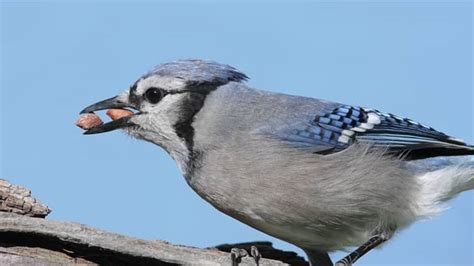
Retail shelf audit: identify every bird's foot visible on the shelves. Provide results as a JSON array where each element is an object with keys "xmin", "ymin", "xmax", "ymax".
[
  {"xmin": 230, "ymin": 246, "xmax": 261, "ymax": 266},
  {"xmin": 230, "ymin": 248, "xmax": 248, "ymax": 266},
  {"xmin": 250, "ymin": 245, "xmax": 261, "ymax": 265}
]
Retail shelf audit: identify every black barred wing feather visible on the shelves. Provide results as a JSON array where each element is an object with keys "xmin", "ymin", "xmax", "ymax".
[{"xmin": 285, "ymin": 105, "xmax": 473, "ymax": 160}]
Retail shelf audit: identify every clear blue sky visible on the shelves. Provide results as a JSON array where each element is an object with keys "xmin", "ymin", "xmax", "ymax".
[{"xmin": 1, "ymin": 1, "xmax": 472, "ymax": 265}]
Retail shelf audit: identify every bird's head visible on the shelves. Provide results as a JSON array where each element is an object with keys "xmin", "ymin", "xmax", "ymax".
[{"xmin": 80, "ymin": 59, "xmax": 247, "ymax": 170}]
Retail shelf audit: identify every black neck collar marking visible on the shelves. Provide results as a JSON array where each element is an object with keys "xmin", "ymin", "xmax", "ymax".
[
  {"xmin": 128, "ymin": 79, "xmax": 229, "ymax": 177},
  {"xmin": 171, "ymin": 83, "xmax": 221, "ymax": 178},
  {"xmin": 172, "ymin": 83, "xmax": 219, "ymax": 152}
]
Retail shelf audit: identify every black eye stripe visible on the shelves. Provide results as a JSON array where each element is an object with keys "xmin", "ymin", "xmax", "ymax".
[
  {"xmin": 130, "ymin": 86, "xmax": 209, "ymax": 107},
  {"xmin": 142, "ymin": 88, "xmax": 193, "ymax": 103}
]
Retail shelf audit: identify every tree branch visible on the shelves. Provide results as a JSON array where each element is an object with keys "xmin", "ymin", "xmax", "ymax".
[
  {"xmin": 0, "ymin": 179, "xmax": 323, "ymax": 265},
  {"xmin": 0, "ymin": 211, "xmax": 296, "ymax": 265},
  {"xmin": 0, "ymin": 179, "xmax": 51, "ymax": 217}
]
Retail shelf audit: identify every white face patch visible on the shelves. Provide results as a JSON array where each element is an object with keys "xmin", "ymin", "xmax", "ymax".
[
  {"xmin": 127, "ymin": 93, "xmax": 192, "ymax": 175},
  {"xmin": 135, "ymin": 76, "xmax": 187, "ymax": 95},
  {"xmin": 140, "ymin": 92, "xmax": 182, "ymax": 114},
  {"xmin": 131, "ymin": 75, "xmax": 189, "ymax": 113},
  {"xmin": 130, "ymin": 93, "xmax": 184, "ymax": 142}
]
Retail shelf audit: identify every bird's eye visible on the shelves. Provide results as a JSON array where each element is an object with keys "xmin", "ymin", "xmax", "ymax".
[{"xmin": 144, "ymin": 87, "xmax": 163, "ymax": 104}]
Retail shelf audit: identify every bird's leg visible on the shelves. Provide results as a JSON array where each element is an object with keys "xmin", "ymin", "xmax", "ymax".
[
  {"xmin": 230, "ymin": 248, "xmax": 248, "ymax": 266},
  {"xmin": 335, "ymin": 234, "xmax": 389, "ymax": 266}
]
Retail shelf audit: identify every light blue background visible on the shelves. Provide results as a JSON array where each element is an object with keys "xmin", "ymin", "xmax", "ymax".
[{"xmin": 1, "ymin": 1, "xmax": 472, "ymax": 265}]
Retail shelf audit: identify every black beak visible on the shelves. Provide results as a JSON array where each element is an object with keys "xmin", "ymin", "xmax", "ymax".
[
  {"xmin": 80, "ymin": 96, "xmax": 135, "ymax": 114},
  {"xmin": 80, "ymin": 96, "xmax": 138, "ymax": 135},
  {"xmin": 83, "ymin": 116, "xmax": 136, "ymax": 135}
]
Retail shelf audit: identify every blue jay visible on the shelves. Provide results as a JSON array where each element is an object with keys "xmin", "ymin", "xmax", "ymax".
[{"xmin": 80, "ymin": 59, "xmax": 474, "ymax": 265}]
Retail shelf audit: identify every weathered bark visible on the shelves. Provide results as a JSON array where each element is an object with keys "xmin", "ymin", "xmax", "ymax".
[
  {"xmin": 0, "ymin": 212, "xmax": 295, "ymax": 265},
  {"xmin": 0, "ymin": 179, "xmax": 322, "ymax": 265},
  {"xmin": 0, "ymin": 179, "xmax": 295, "ymax": 265},
  {"xmin": 0, "ymin": 179, "xmax": 51, "ymax": 217}
]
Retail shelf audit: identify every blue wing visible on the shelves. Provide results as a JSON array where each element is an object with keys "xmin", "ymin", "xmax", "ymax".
[{"xmin": 281, "ymin": 105, "xmax": 474, "ymax": 160}]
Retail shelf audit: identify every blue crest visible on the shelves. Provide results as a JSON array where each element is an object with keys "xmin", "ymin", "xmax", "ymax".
[{"xmin": 142, "ymin": 59, "xmax": 248, "ymax": 85}]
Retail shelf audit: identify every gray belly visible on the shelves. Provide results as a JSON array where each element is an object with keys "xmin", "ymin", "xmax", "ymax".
[{"xmin": 186, "ymin": 143, "xmax": 419, "ymax": 251}]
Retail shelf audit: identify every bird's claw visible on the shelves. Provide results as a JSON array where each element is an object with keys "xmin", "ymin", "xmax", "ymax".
[
  {"xmin": 250, "ymin": 246, "xmax": 261, "ymax": 265},
  {"xmin": 230, "ymin": 246, "xmax": 261, "ymax": 266},
  {"xmin": 231, "ymin": 248, "xmax": 248, "ymax": 266}
]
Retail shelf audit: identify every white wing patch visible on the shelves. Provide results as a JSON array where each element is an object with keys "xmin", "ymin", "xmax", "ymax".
[
  {"xmin": 337, "ymin": 111, "xmax": 381, "ymax": 144},
  {"xmin": 291, "ymin": 104, "xmax": 470, "ymax": 157}
]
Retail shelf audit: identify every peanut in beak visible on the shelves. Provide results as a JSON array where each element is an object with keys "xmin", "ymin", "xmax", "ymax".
[
  {"xmin": 75, "ymin": 109, "xmax": 133, "ymax": 130},
  {"xmin": 75, "ymin": 113, "xmax": 103, "ymax": 130},
  {"xmin": 106, "ymin": 109, "xmax": 134, "ymax": 120}
]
